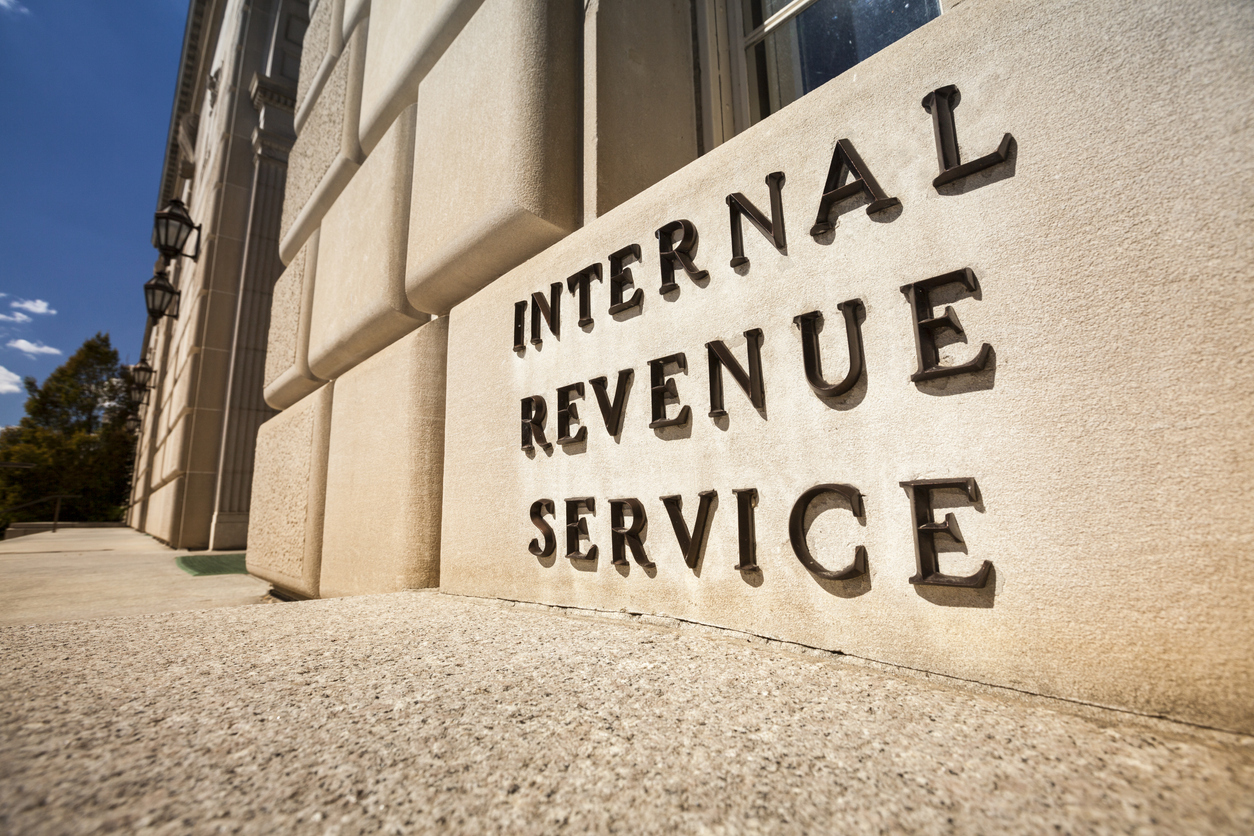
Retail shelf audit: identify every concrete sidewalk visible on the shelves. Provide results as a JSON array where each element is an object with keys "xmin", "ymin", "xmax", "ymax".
[
  {"xmin": 1, "ymin": 590, "xmax": 1251, "ymax": 834},
  {"xmin": 0, "ymin": 527, "xmax": 270, "ymax": 626}
]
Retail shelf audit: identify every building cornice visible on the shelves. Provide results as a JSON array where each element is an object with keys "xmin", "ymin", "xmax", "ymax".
[
  {"xmin": 250, "ymin": 72, "xmax": 297, "ymax": 114},
  {"xmin": 155, "ymin": 0, "xmax": 210, "ymax": 210}
]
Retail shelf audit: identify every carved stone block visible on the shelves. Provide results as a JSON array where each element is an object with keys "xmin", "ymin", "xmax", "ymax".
[
  {"xmin": 307, "ymin": 103, "xmax": 427, "ymax": 380},
  {"xmin": 319, "ymin": 318, "xmax": 448, "ymax": 597},
  {"xmin": 264, "ymin": 231, "xmax": 325, "ymax": 410},
  {"xmin": 246, "ymin": 383, "xmax": 333, "ymax": 599},
  {"xmin": 403, "ymin": 0, "xmax": 579, "ymax": 315},
  {"xmin": 294, "ymin": 0, "xmax": 343, "ymax": 133},
  {"xmin": 357, "ymin": 0, "xmax": 481, "ymax": 154},
  {"xmin": 280, "ymin": 19, "xmax": 365, "ymax": 265}
]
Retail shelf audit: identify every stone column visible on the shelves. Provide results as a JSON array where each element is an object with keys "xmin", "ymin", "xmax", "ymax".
[{"xmin": 209, "ymin": 73, "xmax": 295, "ymax": 550}]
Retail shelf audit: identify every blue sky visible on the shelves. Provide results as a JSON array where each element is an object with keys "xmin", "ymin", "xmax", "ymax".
[{"xmin": 0, "ymin": 0, "xmax": 185, "ymax": 426}]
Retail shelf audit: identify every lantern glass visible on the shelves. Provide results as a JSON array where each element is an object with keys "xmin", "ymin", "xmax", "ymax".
[
  {"xmin": 152, "ymin": 199, "xmax": 196, "ymax": 258},
  {"xmin": 125, "ymin": 415, "xmax": 141, "ymax": 434},
  {"xmin": 144, "ymin": 271, "xmax": 177, "ymax": 319},
  {"xmin": 130, "ymin": 359, "xmax": 154, "ymax": 388}
]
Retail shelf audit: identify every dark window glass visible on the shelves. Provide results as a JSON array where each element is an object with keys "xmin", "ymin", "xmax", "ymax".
[{"xmin": 745, "ymin": 0, "xmax": 941, "ymax": 124}]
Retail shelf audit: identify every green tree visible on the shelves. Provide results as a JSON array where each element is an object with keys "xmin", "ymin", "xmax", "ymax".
[{"xmin": 0, "ymin": 334, "xmax": 139, "ymax": 526}]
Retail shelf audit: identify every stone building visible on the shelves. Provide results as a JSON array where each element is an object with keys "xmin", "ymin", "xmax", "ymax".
[
  {"xmin": 128, "ymin": 0, "xmax": 310, "ymax": 549},
  {"xmin": 148, "ymin": 0, "xmax": 1254, "ymax": 736}
]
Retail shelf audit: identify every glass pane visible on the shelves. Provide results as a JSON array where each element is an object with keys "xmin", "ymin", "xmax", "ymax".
[
  {"xmin": 746, "ymin": 0, "xmax": 941, "ymax": 124},
  {"xmin": 744, "ymin": 0, "xmax": 764, "ymax": 33},
  {"xmin": 743, "ymin": 0, "xmax": 804, "ymax": 34}
]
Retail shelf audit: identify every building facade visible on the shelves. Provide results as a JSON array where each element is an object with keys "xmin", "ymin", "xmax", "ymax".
[
  {"xmin": 143, "ymin": 0, "xmax": 1254, "ymax": 735},
  {"xmin": 129, "ymin": 0, "xmax": 310, "ymax": 549}
]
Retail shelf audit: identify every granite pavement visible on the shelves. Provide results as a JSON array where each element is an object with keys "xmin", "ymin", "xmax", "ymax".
[{"xmin": 2, "ymin": 591, "xmax": 1253, "ymax": 834}]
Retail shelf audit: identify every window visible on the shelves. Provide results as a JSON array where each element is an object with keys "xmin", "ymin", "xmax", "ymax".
[{"xmin": 695, "ymin": 0, "xmax": 942, "ymax": 144}]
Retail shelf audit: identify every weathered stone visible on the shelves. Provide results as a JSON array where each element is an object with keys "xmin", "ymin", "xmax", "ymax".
[
  {"xmin": 246, "ymin": 383, "xmax": 333, "ymax": 598},
  {"xmin": 279, "ymin": 19, "xmax": 366, "ymax": 265},
  {"xmin": 402, "ymin": 0, "xmax": 579, "ymax": 316},
  {"xmin": 319, "ymin": 318, "xmax": 448, "ymax": 597},
  {"xmin": 440, "ymin": 0, "xmax": 1254, "ymax": 734},
  {"xmin": 264, "ymin": 231, "xmax": 325, "ymax": 410},
  {"xmin": 357, "ymin": 0, "xmax": 483, "ymax": 154},
  {"xmin": 308, "ymin": 103, "xmax": 427, "ymax": 380},
  {"xmin": 293, "ymin": 0, "xmax": 343, "ymax": 133}
]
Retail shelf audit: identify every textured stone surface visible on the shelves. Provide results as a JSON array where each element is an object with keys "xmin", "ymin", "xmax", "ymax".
[
  {"xmin": 263, "ymin": 238, "xmax": 304, "ymax": 390},
  {"xmin": 264, "ymin": 232, "xmax": 325, "ymax": 410},
  {"xmin": 280, "ymin": 20, "xmax": 365, "ymax": 265},
  {"xmin": 403, "ymin": 0, "xmax": 578, "ymax": 315},
  {"xmin": 246, "ymin": 384, "xmax": 333, "ymax": 598},
  {"xmin": 1, "ymin": 591, "xmax": 1252, "ymax": 834},
  {"xmin": 308, "ymin": 103, "xmax": 427, "ymax": 380},
  {"xmin": 294, "ymin": 0, "xmax": 342, "ymax": 132},
  {"xmin": 441, "ymin": 0, "xmax": 1254, "ymax": 734},
  {"xmin": 358, "ymin": 0, "xmax": 484, "ymax": 154},
  {"xmin": 320, "ymin": 318, "xmax": 448, "ymax": 597}
]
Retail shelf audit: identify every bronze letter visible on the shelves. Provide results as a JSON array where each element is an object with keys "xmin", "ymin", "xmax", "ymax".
[
  {"xmin": 901, "ymin": 267, "xmax": 991, "ymax": 382},
  {"xmin": 609, "ymin": 498, "xmax": 652, "ymax": 567},
  {"xmin": 793, "ymin": 300, "xmax": 865, "ymax": 398},
  {"xmin": 727, "ymin": 172, "xmax": 786, "ymax": 268},
  {"xmin": 655, "ymin": 220, "xmax": 708, "ymax": 293},
  {"xmin": 810, "ymin": 139, "xmax": 899, "ymax": 238},
  {"xmin": 528, "ymin": 499, "xmax": 556, "ymax": 557},
  {"xmin": 660, "ymin": 491, "xmax": 717, "ymax": 569},
  {"xmin": 788, "ymin": 484, "xmax": 867, "ymax": 580},
  {"xmin": 521, "ymin": 395, "xmax": 550, "ymax": 451},
  {"xmin": 530, "ymin": 282, "xmax": 561, "ymax": 345},
  {"xmin": 567, "ymin": 264, "xmax": 602, "ymax": 327},
  {"xmin": 899, "ymin": 478, "xmax": 991, "ymax": 587},
  {"xmin": 590, "ymin": 369, "xmax": 633, "ymax": 437},
  {"xmin": 565, "ymin": 497, "xmax": 598, "ymax": 562},
  {"xmin": 706, "ymin": 329, "xmax": 765, "ymax": 416},
  {"xmin": 648, "ymin": 353, "xmax": 691, "ymax": 429},
  {"xmin": 922, "ymin": 85, "xmax": 1014, "ymax": 188}
]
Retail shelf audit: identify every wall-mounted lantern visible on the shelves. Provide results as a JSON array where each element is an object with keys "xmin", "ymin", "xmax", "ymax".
[
  {"xmin": 130, "ymin": 359, "xmax": 154, "ymax": 388},
  {"xmin": 125, "ymin": 414, "xmax": 141, "ymax": 434},
  {"xmin": 152, "ymin": 198, "xmax": 201, "ymax": 262},
  {"xmin": 144, "ymin": 270, "xmax": 181, "ymax": 320}
]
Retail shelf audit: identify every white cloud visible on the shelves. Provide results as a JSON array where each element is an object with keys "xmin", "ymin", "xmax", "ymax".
[
  {"xmin": 0, "ymin": 312, "xmax": 31, "ymax": 323},
  {"xmin": 11, "ymin": 299, "xmax": 55, "ymax": 315},
  {"xmin": 8, "ymin": 339, "xmax": 61, "ymax": 358},
  {"xmin": 0, "ymin": 367, "xmax": 20, "ymax": 394},
  {"xmin": 0, "ymin": 0, "xmax": 31, "ymax": 15}
]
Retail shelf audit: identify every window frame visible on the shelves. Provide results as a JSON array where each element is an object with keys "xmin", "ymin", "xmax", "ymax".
[{"xmin": 695, "ymin": 0, "xmax": 946, "ymax": 147}]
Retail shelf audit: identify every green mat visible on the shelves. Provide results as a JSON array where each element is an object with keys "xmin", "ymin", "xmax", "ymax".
[{"xmin": 176, "ymin": 553, "xmax": 248, "ymax": 576}]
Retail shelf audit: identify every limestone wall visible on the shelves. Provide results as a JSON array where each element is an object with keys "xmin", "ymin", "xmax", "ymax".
[
  {"xmin": 131, "ymin": 0, "xmax": 306, "ymax": 550},
  {"xmin": 438, "ymin": 0, "xmax": 1254, "ymax": 733},
  {"xmin": 255, "ymin": 0, "xmax": 1254, "ymax": 732}
]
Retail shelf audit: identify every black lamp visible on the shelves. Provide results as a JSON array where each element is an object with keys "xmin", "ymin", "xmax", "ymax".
[
  {"xmin": 125, "ymin": 414, "xmax": 141, "ymax": 434},
  {"xmin": 130, "ymin": 383, "xmax": 149, "ymax": 405},
  {"xmin": 152, "ymin": 198, "xmax": 201, "ymax": 261},
  {"xmin": 144, "ymin": 270, "xmax": 180, "ymax": 320},
  {"xmin": 130, "ymin": 359, "xmax": 154, "ymax": 388}
]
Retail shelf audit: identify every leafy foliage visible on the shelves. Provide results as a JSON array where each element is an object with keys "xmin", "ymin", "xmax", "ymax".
[{"xmin": 0, "ymin": 334, "xmax": 139, "ymax": 524}]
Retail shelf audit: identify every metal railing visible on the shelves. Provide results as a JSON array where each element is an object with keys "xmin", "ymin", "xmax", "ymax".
[{"xmin": 0, "ymin": 495, "xmax": 83, "ymax": 533}]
